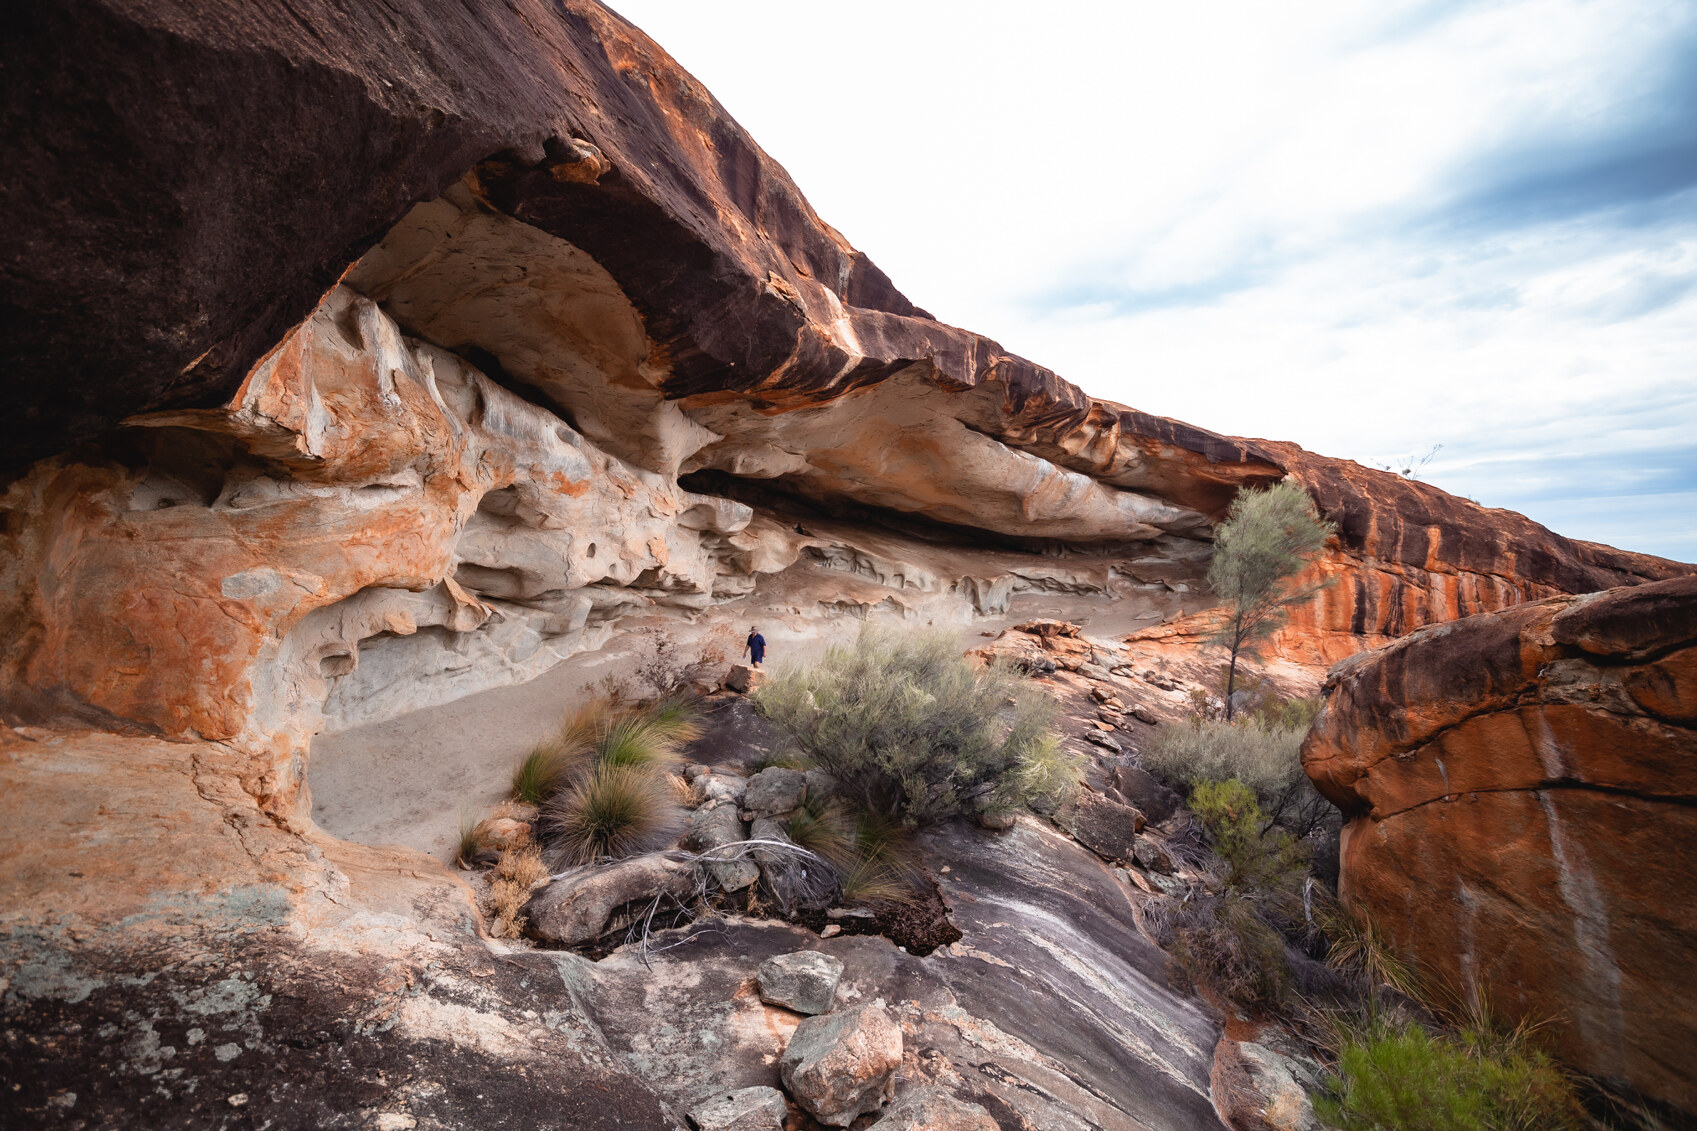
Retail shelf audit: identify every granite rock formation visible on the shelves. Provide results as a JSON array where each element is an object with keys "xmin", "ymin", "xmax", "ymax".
[
  {"xmin": 1303, "ymin": 575, "xmax": 1697, "ymax": 1114},
  {"xmin": 3, "ymin": 1, "xmax": 1696, "ymax": 1127}
]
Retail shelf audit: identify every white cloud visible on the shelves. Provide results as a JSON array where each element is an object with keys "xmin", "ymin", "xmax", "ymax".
[{"xmin": 607, "ymin": 0, "xmax": 1697, "ymax": 561}]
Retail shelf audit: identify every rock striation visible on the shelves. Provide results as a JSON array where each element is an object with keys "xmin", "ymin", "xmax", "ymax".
[{"xmin": 1303, "ymin": 575, "xmax": 1697, "ymax": 1114}]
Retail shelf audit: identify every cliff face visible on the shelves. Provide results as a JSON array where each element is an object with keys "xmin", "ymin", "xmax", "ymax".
[
  {"xmin": 1303, "ymin": 576, "xmax": 1697, "ymax": 1113},
  {"xmin": 2, "ymin": 1, "xmax": 1694, "ymax": 1126}
]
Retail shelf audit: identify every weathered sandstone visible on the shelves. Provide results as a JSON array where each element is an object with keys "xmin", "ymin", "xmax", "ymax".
[{"xmin": 1303, "ymin": 575, "xmax": 1697, "ymax": 1113}]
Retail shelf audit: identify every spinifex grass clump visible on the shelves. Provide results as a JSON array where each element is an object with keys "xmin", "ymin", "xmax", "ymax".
[
  {"xmin": 783, "ymin": 796, "xmax": 921, "ymax": 906},
  {"xmin": 518, "ymin": 698, "xmax": 701, "ymax": 867},
  {"xmin": 753, "ymin": 627, "xmax": 1076, "ymax": 826}
]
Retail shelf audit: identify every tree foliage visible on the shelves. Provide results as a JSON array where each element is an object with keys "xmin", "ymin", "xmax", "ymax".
[
  {"xmin": 1207, "ymin": 481, "xmax": 1335, "ymax": 718},
  {"xmin": 753, "ymin": 627, "xmax": 1076, "ymax": 826}
]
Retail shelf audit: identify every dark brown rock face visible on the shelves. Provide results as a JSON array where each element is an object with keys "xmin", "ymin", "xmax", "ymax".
[{"xmin": 1302, "ymin": 575, "xmax": 1697, "ymax": 1115}]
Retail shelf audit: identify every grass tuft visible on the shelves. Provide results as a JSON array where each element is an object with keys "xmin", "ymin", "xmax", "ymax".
[{"xmin": 542, "ymin": 763, "xmax": 685, "ymax": 867}]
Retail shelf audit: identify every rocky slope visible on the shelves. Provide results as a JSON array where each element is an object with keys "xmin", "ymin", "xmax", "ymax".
[
  {"xmin": 1304, "ymin": 575, "xmax": 1697, "ymax": 1115},
  {"xmin": 3, "ymin": 1, "xmax": 1694, "ymax": 1127}
]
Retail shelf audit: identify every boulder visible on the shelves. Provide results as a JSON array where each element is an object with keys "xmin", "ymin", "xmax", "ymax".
[
  {"xmin": 975, "ymin": 810, "xmax": 1017, "ymax": 831},
  {"xmin": 1067, "ymin": 791, "xmax": 1145, "ymax": 862},
  {"xmin": 725, "ymin": 665, "xmax": 764, "ymax": 694},
  {"xmin": 804, "ymin": 768, "xmax": 840, "ymax": 805},
  {"xmin": 1133, "ymin": 836, "xmax": 1176, "ymax": 875},
  {"xmin": 686, "ymin": 1085, "xmax": 787, "ymax": 1131},
  {"xmin": 1211, "ymin": 1038, "xmax": 1322, "ymax": 1131},
  {"xmin": 682, "ymin": 802, "xmax": 758, "ymax": 892},
  {"xmin": 872, "ymin": 1088, "xmax": 999, "ymax": 1131},
  {"xmin": 523, "ymin": 854, "xmax": 698, "ymax": 947},
  {"xmin": 697, "ymin": 772, "xmax": 749, "ymax": 807},
  {"xmin": 1111, "ymin": 763, "xmax": 1182, "ymax": 824},
  {"xmin": 756, "ymin": 950, "xmax": 844, "ymax": 1016},
  {"xmin": 1083, "ymin": 730, "xmax": 1122, "ymax": 754},
  {"xmin": 1303, "ymin": 575, "xmax": 1697, "ymax": 1114},
  {"xmin": 743, "ymin": 767, "xmax": 808, "ymax": 817},
  {"xmin": 779, "ymin": 1004, "xmax": 902, "ymax": 1127}
]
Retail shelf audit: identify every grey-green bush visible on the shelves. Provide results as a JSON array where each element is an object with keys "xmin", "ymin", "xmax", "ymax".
[
  {"xmin": 1140, "ymin": 717, "xmax": 1332, "ymax": 836},
  {"xmin": 753, "ymin": 627, "xmax": 1076, "ymax": 826}
]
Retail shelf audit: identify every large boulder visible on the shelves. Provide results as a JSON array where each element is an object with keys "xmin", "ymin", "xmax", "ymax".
[
  {"xmin": 756, "ymin": 950, "xmax": 844, "ymax": 1016},
  {"xmin": 1111, "ymin": 763, "xmax": 1182, "ymax": 825},
  {"xmin": 779, "ymin": 1004, "xmax": 903, "ymax": 1127},
  {"xmin": 523, "ymin": 854, "xmax": 698, "ymax": 947},
  {"xmin": 686, "ymin": 1085, "xmax": 787, "ymax": 1131},
  {"xmin": 1303, "ymin": 574, "xmax": 1697, "ymax": 1115},
  {"xmin": 872, "ymin": 1087, "xmax": 999, "ymax": 1130}
]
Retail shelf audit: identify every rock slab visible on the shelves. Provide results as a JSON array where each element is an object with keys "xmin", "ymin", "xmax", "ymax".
[
  {"xmin": 756, "ymin": 950, "xmax": 844, "ymax": 1016},
  {"xmin": 779, "ymin": 1003, "xmax": 902, "ymax": 1127},
  {"xmin": 1067, "ymin": 790, "xmax": 1146, "ymax": 862},
  {"xmin": 872, "ymin": 1088, "xmax": 999, "ymax": 1130},
  {"xmin": 687, "ymin": 1085, "xmax": 787, "ymax": 1131}
]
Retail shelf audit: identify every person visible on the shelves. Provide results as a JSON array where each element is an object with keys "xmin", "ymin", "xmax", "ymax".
[{"xmin": 743, "ymin": 626, "xmax": 766, "ymax": 668}]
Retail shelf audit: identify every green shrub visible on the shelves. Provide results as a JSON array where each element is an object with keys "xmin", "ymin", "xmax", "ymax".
[
  {"xmin": 1189, "ymin": 778, "xmax": 1308, "ymax": 899},
  {"xmin": 1141, "ymin": 717, "xmax": 1331, "ymax": 836},
  {"xmin": 1316, "ymin": 1013, "xmax": 1588, "ymax": 1131},
  {"xmin": 753, "ymin": 627, "xmax": 1076, "ymax": 825}
]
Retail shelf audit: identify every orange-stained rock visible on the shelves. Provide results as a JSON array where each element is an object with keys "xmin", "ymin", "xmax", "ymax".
[{"xmin": 1302, "ymin": 575, "xmax": 1697, "ymax": 1114}]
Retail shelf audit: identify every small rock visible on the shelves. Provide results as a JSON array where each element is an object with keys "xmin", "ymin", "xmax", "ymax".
[
  {"xmin": 524, "ymin": 853, "xmax": 698, "ymax": 947},
  {"xmin": 686, "ymin": 1085, "xmax": 787, "ymax": 1131},
  {"xmin": 743, "ymin": 767, "xmax": 808, "ymax": 817},
  {"xmin": 1084, "ymin": 730, "xmax": 1122, "ymax": 753},
  {"xmin": 826, "ymin": 906, "xmax": 877, "ymax": 920},
  {"xmin": 821, "ymin": 924, "xmax": 842, "ymax": 938},
  {"xmin": 374, "ymin": 1115, "xmax": 417, "ymax": 1131},
  {"xmin": 780, "ymin": 1004, "xmax": 902, "ymax": 1126},
  {"xmin": 697, "ymin": 772, "xmax": 749, "ymax": 807},
  {"xmin": 227, "ymin": 1094, "xmax": 249, "ymax": 1108},
  {"xmin": 1014, "ymin": 619, "xmax": 1080, "ymax": 638},
  {"xmin": 1130, "ymin": 706, "xmax": 1159, "ymax": 725},
  {"xmin": 1089, "ymin": 686, "xmax": 1114, "ymax": 703},
  {"xmin": 683, "ymin": 763, "xmax": 711, "ymax": 782},
  {"xmin": 976, "ymin": 810, "xmax": 1016, "ymax": 830},
  {"xmin": 473, "ymin": 815, "xmax": 531, "ymax": 853},
  {"xmin": 872, "ymin": 1087, "xmax": 999, "ymax": 1130},
  {"xmin": 757, "ymin": 950, "xmax": 844, "ymax": 1015}
]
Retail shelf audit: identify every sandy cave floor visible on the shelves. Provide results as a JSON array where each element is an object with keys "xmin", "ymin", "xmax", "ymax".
[{"xmin": 308, "ymin": 590, "xmax": 1185, "ymax": 863}]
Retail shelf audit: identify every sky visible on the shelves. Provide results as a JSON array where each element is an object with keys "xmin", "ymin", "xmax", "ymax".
[{"xmin": 607, "ymin": 0, "xmax": 1697, "ymax": 562}]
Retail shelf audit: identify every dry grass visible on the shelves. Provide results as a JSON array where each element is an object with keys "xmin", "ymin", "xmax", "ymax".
[{"xmin": 487, "ymin": 846, "xmax": 548, "ymax": 938}]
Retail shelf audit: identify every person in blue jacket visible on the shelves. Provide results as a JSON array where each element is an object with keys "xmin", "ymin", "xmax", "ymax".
[{"xmin": 744, "ymin": 626, "xmax": 766, "ymax": 669}]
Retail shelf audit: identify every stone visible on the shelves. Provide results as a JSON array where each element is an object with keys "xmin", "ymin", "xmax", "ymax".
[
  {"xmin": 743, "ymin": 767, "xmax": 808, "ymax": 817},
  {"xmin": 724, "ymin": 665, "xmax": 763, "ymax": 694},
  {"xmin": 1130, "ymin": 705, "xmax": 1160, "ymax": 725},
  {"xmin": 1133, "ymin": 836, "xmax": 1176, "ymax": 875},
  {"xmin": 756, "ymin": 950, "xmax": 844, "ymax": 1015},
  {"xmin": 871, "ymin": 1087, "xmax": 999, "ymax": 1130},
  {"xmin": 820, "ymin": 924, "xmax": 842, "ymax": 938},
  {"xmin": 686, "ymin": 1085, "xmax": 787, "ymax": 1131},
  {"xmin": 682, "ymin": 802, "xmax": 758, "ymax": 893},
  {"xmin": 1083, "ymin": 730, "xmax": 1122, "ymax": 753},
  {"xmin": 1211, "ymin": 1038, "xmax": 1323, "ymax": 1131},
  {"xmin": 1067, "ymin": 791, "xmax": 1145, "ymax": 862},
  {"xmin": 1303, "ymin": 574, "xmax": 1697, "ymax": 1114},
  {"xmin": 1110, "ymin": 764, "xmax": 1182, "ymax": 824},
  {"xmin": 697, "ymin": 772, "xmax": 748, "ymax": 807},
  {"xmin": 472, "ymin": 816, "xmax": 531, "ymax": 853},
  {"xmin": 523, "ymin": 854, "xmax": 698, "ymax": 948},
  {"xmin": 779, "ymin": 1004, "xmax": 902, "ymax": 1127},
  {"xmin": 976, "ymin": 810, "xmax": 1017, "ymax": 831},
  {"xmin": 803, "ymin": 768, "xmax": 839, "ymax": 805}
]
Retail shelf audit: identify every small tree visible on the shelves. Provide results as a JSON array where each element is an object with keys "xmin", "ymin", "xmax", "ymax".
[{"xmin": 1207, "ymin": 480, "xmax": 1335, "ymax": 720}]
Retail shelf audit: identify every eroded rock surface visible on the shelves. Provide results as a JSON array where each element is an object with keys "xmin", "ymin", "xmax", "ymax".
[{"xmin": 1303, "ymin": 575, "xmax": 1697, "ymax": 1114}]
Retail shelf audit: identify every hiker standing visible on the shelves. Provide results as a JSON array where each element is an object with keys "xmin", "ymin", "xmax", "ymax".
[{"xmin": 743, "ymin": 626, "xmax": 766, "ymax": 669}]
